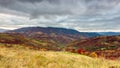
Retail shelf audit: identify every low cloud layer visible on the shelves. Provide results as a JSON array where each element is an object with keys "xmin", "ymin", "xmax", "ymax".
[{"xmin": 0, "ymin": 0, "xmax": 120, "ymax": 32}]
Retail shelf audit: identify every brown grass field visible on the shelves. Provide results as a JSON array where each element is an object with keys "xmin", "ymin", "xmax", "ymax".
[{"xmin": 0, "ymin": 45, "xmax": 120, "ymax": 68}]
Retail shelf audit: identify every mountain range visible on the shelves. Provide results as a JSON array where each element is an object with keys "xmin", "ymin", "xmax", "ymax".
[
  {"xmin": 0, "ymin": 29, "xmax": 7, "ymax": 32},
  {"xmin": 7, "ymin": 27, "xmax": 100, "ymax": 45},
  {"xmin": 98, "ymin": 32, "xmax": 120, "ymax": 36},
  {"xmin": 1, "ymin": 26, "xmax": 120, "ymax": 59},
  {"xmin": 8, "ymin": 27, "xmax": 101, "ymax": 37},
  {"xmin": 6, "ymin": 27, "xmax": 120, "ymax": 45},
  {"xmin": 7, "ymin": 27, "xmax": 120, "ymax": 37}
]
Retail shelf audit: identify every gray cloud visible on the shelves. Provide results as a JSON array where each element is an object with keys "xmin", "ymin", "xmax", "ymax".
[
  {"xmin": 0, "ymin": 0, "xmax": 120, "ymax": 31},
  {"xmin": 19, "ymin": 0, "xmax": 43, "ymax": 3},
  {"xmin": 1, "ymin": 0, "xmax": 120, "ymax": 17}
]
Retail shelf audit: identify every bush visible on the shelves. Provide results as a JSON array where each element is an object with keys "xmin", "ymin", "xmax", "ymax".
[
  {"xmin": 65, "ymin": 47, "xmax": 76, "ymax": 53},
  {"xmin": 77, "ymin": 48, "xmax": 87, "ymax": 55},
  {"xmin": 89, "ymin": 52, "xmax": 98, "ymax": 58}
]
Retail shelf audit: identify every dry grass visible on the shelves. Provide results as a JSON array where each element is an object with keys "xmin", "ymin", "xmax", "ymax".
[{"xmin": 0, "ymin": 46, "xmax": 120, "ymax": 68}]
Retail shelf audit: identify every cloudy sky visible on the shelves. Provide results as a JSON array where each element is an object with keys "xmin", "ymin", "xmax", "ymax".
[{"xmin": 0, "ymin": 0, "xmax": 120, "ymax": 32}]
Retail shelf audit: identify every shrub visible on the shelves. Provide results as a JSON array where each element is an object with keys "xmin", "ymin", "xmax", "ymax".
[
  {"xmin": 89, "ymin": 52, "xmax": 98, "ymax": 58},
  {"xmin": 40, "ymin": 48, "xmax": 47, "ymax": 51},
  {"xmin": 65, "ymin": 47, "xmax": 76, "ymax": 53},
  {"xmin": 77, "ymin": 48, "xmax": 87, "ymax": 54}
]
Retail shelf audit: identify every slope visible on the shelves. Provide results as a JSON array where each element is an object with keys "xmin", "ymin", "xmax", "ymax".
[
  {"xmin": 66, "ymin": 35, "xmax": 120, "ymax": 59},
  {"xmin": 0, "ymin": 47, "xmax": 120, "ymax": 68},
  {"xmin": 0, "ymin": 33, "xmax": 59, "ymax": 50}
]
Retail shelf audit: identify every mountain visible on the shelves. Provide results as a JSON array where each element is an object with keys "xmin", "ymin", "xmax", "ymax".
[
  {"xmin": 66, "ymin": 35, "xmax": 120, "ymax": 59},
  {"xmin": 98, "ymin": 32, "xmax": 120, "ymax": 36},
  {"xmin": 7, "ymin": 27, "xmax": 100, "ymax": 44},
  {"xmin": 8, "ymin": 27, "xmax": 100, "ymax": 37},
  {"xmin": 11, "ymin": 27, "xmax": 81, "ymax": 35},
  {"xmin": 0, "ymin": 29, "xmax": 7, "ymax": 32}
]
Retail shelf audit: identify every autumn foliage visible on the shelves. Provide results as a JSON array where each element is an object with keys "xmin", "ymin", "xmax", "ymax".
[{"xmin": 89, "ymin": 52, "xmax": 98, "ymax": 58}]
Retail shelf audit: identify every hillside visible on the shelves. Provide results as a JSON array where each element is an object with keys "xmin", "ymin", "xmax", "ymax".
[
  {"xmin": 7, "ymin": 27, "xmax": 100, "ymax": 45},
  {"xmin": 0, "ymin": 47, "xmax": 120, "ymax": 68},
  {"xmin": 66, "ymin": 35, "xmax": 120, "ymax": 59},
  {"xmin": 0, "ymin": 33, "xmax": 59, "ymax": 50}
]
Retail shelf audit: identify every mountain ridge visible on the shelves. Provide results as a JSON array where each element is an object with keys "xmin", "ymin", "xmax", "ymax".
[
  {"xmin": 0, "ymin": 29, "xmax": 8, "ymax": 32},
  {"xmin": 7, "ymin": 27, "xmax": 101, "ymax": 37},
  {"xmin": 6, "ymin": 27, "xmax": 102, "ymax": 46}
]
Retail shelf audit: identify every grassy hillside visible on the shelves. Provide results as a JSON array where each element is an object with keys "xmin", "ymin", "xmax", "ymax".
[
  {"xmin": 0, "ymin": 33, "xmax": 59, "ymax": 50},
  {"xmin": 66, "ymin": 35, "xmax": 120, "ymax": 59},
  {"xmin": 0, "ymin": 46, "xmax": 120, "ymax": 68},
  {"xmin": 67, "ymin": 35, "xmax": 120, "ymax": 50}
]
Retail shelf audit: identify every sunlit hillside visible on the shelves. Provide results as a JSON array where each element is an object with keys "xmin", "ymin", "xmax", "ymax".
[{"xmin": 0, "ymin": 46, "xmax": 120, "ymax": 68}]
